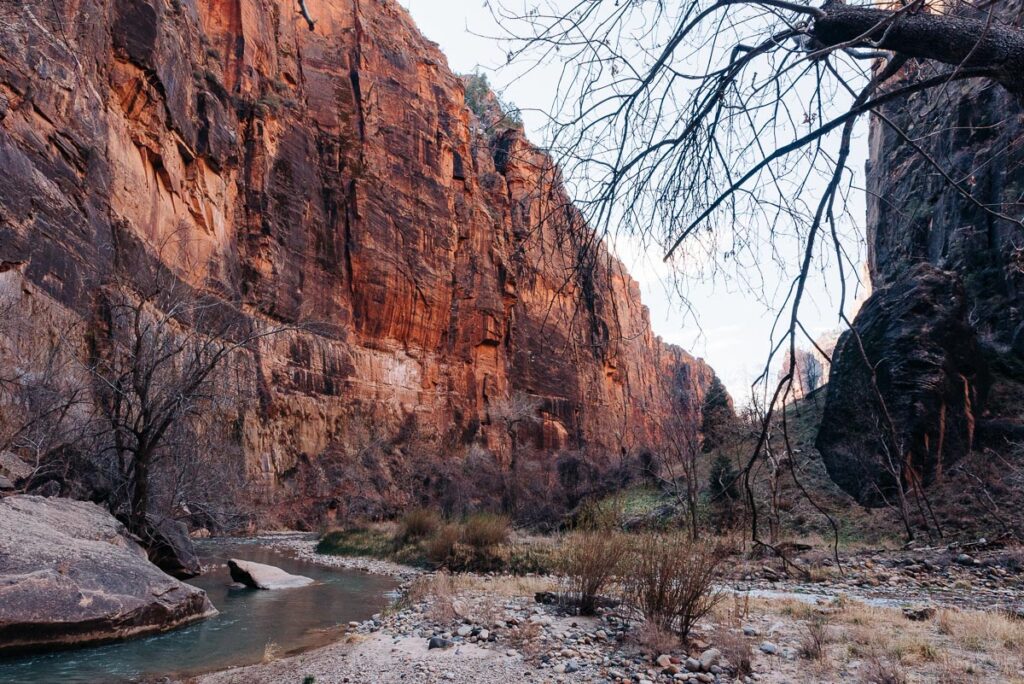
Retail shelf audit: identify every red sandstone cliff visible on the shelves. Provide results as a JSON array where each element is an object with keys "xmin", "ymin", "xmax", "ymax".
[{"xmin": 0, "ymin": 0, "xmax": 714, "ymax": 524}]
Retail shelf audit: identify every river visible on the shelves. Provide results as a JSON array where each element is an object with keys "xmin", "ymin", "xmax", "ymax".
[{"xmin": 0, "ymin": 535, "xmax": 398, "ymax": 684}]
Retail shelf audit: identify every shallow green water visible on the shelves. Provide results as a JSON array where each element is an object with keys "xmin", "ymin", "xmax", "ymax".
[{"xmin": 0, "ymin": 536, "xmax": 398, "ymax": 684}]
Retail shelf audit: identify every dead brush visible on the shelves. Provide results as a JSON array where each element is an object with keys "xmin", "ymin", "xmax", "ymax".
[
  {"xmin": 860, "ymin": 653, "xmax": 908, "ymax": 684},
  {"xmin": 557, "ymin": 529, "xmax": 630, "ymax": 615},
  {"xmin": 800, "ymin": 615, "xmax": 830, "ymax": 661},
  {"xmin": 709, "ymin": 594, "xmax": 753, "ymax": 677},
  {"xmin": 505, "ymin": 619, "xmax": 545, "ymax": 661},
  {"xmin": 623, "ymin": 533, "xmax": 725, "ymax": 643}
]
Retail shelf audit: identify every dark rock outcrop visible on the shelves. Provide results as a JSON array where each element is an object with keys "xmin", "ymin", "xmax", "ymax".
[
  {"xmin": 817, "ymin": 264, "xmax": 988, "ymax": 503},
  {"xmin": 819, "ymin": 1, "xmax": 1024, "ymax": 504},
  {"xmin": 143, "ymin": 515, "xmax": 202, "ymax": 580},
  {"xmin": 0, "ymin": 496, "xmax": 216, "ymax": 655}
]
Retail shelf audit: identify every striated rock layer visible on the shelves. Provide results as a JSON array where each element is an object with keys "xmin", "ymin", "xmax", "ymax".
[
  {"xmin": 818, "ymin": 1, "xmax": 1024, "ymax": 505},
  {"xmin": 0, "ymin": 1, "xmax": 712, "ymax": 523}
]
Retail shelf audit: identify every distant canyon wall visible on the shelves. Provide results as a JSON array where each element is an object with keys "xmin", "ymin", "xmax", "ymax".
[{"xmin": 0, "ymin": 0, "xmax": 713, "ymax": 524}]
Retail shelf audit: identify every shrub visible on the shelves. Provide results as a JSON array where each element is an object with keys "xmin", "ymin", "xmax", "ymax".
[
  {"xmin": 558, "ymin": 530, "xmax": 630, "ymax": 615},
  {"xmin": 461, "ymin": 512, "xmax": 510, "ymax": 549},
  {"xmin": 633, "ymin": 621, "xmax": 679, "ymax": 656},
  {"xmin": 399, "ymin": 508, "xmax": 440, "ymax": 543},
  {"xmin": 860, "ymin": 654, "xmax": 908, "ymax": 684},
  {"xmin": 800, "ymin": 615, "xmax": 830, "ymax": 660},
  {"xmin": 424, "ymin": 523, "xmax": 462, "ymax": 566},
  {"xmin": 316, "ymin": 526, "xmax": 392, "ymax": 557},
  {"xmin": 574, "ymin": 495, "xmax": 625, "ymax": 531},
  {"xmin": 623, "ymin": 533, "xmax": 724, "ymax": 642}
]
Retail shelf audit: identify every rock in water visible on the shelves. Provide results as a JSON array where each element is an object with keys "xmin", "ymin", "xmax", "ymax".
[
  {"xmin": 0, "ymin": 496, "xmax": 217, "ymax": 655},
  {"xmin": 143, "ymin": 515, "xmax": 201, "ymax": 579},
  {"xmin": 228, "ymin": 559, "xmax": 314, "ymax": 590}
]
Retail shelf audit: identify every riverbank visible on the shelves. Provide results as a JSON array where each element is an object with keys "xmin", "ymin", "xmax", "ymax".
[{"xmin": 194, "ymin": 541, "xmax": 1024, "ymax": 684}]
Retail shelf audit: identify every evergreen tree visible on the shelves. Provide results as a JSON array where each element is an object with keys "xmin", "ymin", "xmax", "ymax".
[{"xmin": 708, "ymin": 452, "xmax": 739, "ymax": 502}]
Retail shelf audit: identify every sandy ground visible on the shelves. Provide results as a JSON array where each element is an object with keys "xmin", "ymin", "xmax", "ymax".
[{"xmin": 195, "ymin": 631, "xmax": 538, "ymax": 684}]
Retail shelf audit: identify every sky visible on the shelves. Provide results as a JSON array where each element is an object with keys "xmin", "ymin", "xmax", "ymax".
[{"xmin": 400, "ymin": 1, "xmax": 869, "ymax": 400}]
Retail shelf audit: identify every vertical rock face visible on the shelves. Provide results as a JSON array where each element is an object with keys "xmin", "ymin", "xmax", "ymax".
[
  {"xmin": 0, "ymin": 0, "xmax": 713, "ymax": 522},
  {"xmin": 818, "ymin": 1, "xmax": 1024, "ymax": 504}
]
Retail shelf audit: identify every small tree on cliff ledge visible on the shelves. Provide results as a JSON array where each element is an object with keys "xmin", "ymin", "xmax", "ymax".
[{"xmin": 499, "ymin": 0, "xmax": 1024, "ymax": 555}]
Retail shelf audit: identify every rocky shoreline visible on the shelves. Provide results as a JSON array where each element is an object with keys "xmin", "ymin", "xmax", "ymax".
[{"xmin": 194, "ymin": 540, "xmax": 1024, "ymax": 684}]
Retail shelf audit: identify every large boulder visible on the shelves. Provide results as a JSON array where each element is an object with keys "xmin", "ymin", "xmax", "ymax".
[
  {"xmin": 227, "ymin": 559, "xmax": 314, "ymax": 590},
  {"xmin": 816, "ymin": 265, "xmax": 989, "ymax": 505},
  {"xmin": 0, "ymin": 451, "xmax": 31, "ymax": 484},
  {"xmin": 142, "ymin": 515, "xmax": 201, "ymax": 580},
  {"xmin": 0, "ymin": 496, "xmax": 217, "ymax": 654}
]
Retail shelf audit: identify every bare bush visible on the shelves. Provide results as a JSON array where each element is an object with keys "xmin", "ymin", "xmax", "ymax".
[
  {"xmin": 623, "ymin": 533, "xmax": 725, "ymax": 642},
  {"xmin": 800, "ymin": 615, "xmax": 830, "ymax": 661},
  {"xmin": 558, "ymin": 529, "xmax": 629, "ymax": 615},
  {"xmin": 861, "ymin": 654, "xmax": 908, "ymax": 684}
]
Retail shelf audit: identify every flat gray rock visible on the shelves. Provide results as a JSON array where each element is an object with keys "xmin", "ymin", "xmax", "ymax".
[
  {"xmin": 228, "ymin": 558, "xmax": 314, "ymax": 590},
  {"xmin": 0, "ymin": 496, "xmax": 217, "ymax": 655}
]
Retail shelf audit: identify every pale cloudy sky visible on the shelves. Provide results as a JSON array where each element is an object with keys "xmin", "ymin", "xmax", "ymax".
[{"xmin": 400, "ymin": 1, "xmax": 869, "ymax": 400}]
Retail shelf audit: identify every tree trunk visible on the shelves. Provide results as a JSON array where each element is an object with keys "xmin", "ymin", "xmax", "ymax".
[
  {"xmin": 130, "ymin": 450, "xmax": 151, "ymax": 535},
  {"xmin": 812, "ymin": 2, "xmax": 1024, "ymax": 95}
]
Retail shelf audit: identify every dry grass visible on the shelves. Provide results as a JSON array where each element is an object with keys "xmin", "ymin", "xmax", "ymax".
[
  {"xmin": 461, "ymin": 513, "xmax": 511, "ymax": 549},
  {"xmin": 709, "ymin": 594, "xmax": 753, "ymax": 677},
  {"xmin": 398, "ymin": 508, "xmax": 441, "ymax": 542},
  {"xmin": 730, "ymin": 593, "xmax": 1024, "ymax": 684},
  {"xmin": 935, "ymin": 607, "xmax": 1024, "ymax": 653},
  {"xmin": 632, "ymin": 621, "xmax": 680, "ymax": 656},
  {"xmin": 465, "ymin": 574, "xmax": 556, "ymax": 597},
  {"xmin": 505, "ymin": 619, "xmax": 545, "ymax": 660},
  {"xmin": 860, "ymin": 654, "xmax": 908, "ymax": 684},
  {"xmin": 261, "ymin": 641, "xmax": 281, "ymax": 663},
  {"xmin": 799, "ymin": 616, "xmax": 830, "ymax": 661},
  {"xmin": 405, "ymin": 571, "xmax": 461, "ymax": 623},
  {"xmin": 423, "ymin": 523, "xmax": 461, "ymax": 565}
]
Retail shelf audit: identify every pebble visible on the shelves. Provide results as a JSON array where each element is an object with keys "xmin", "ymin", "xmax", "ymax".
[
  {"xmin": 428, "ymin": 636, "xmax": 454, "ymax": 650},
  {"xmin": 699, "ymin": 648, "xmax": 720, "ymax": 671},
  {"xmin": 759, "ymin": 641, "xmax": 778, "ymax": 655}
]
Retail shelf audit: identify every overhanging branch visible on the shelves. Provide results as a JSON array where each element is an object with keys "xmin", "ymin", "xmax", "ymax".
[{"xmin": 812, "ymin": 1, "xmax": 1024, "ymax": 94}]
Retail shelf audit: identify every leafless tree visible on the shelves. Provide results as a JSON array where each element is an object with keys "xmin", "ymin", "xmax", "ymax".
[
  {"xmin": 778, "ymin": 347, "xmax": 824, "ymax": 398},
  {"xmin": 498, "ymin": 0, "xmax": 1023, "ymax": 556},
  {"xmin": 83, "ymin": 256, "xmax": 295, "ymax": 536},
  {"xmin": 645, "ymin": 370, "xmax": 705, "ymax": 540},
  {"xmin": 0, "ymin": 274, "xmax": 93, "ymax": 489}
]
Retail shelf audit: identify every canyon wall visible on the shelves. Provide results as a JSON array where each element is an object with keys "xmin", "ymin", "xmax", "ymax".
[
  {"xmin": 818, "ymin": 1, "xmax": 1024, "ymax": 505},
  {"xmin": 0, "ymin": 0, "xmax": 712, "ymax": 524}
]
